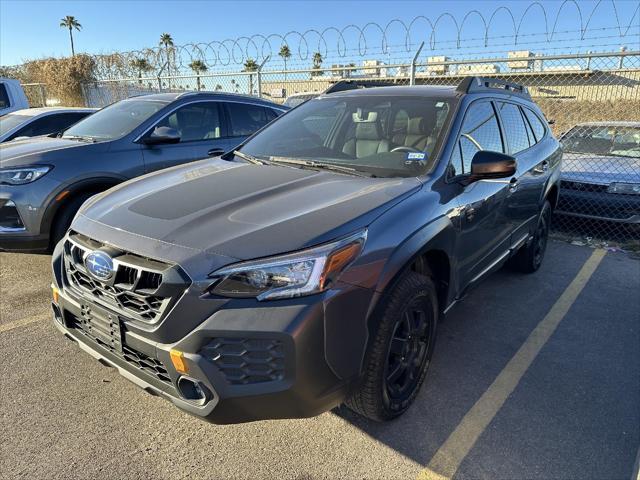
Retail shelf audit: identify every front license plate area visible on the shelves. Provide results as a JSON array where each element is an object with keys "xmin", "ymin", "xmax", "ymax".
[{"xmin": 79, "ymin": 301, "xmax": 123, "ymax": 353}]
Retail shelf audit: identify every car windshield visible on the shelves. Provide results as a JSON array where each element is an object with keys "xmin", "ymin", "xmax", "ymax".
[
  {"xmin": 0, "ymin": 114, "xmax": 30, "ymax": 135},
  {"xmin": 284, "ymin": 94, "xmax": 318, "ymax": 108},
  {"xmin": 562, "ymin": 125, "xmax": 640, "ymax": 158},
  {"xmin": 240, "ymin": 95, "xmax": 452, "ymax": 178},
  {"xmin": 62, "ymin": 98, "xmax": 168, "ymax": 141}
]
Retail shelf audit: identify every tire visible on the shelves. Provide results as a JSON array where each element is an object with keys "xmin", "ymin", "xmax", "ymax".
[
  {"xmin": 510, "ymin": 200, "xmax": 552, "ymax": 274},
  {"xmin": 345, "ymin": 271, "xmax": 438, "ymax": 421},
  {"xmin": 50, "ymin": 192, "xmax": 96, "ymax": 249}
]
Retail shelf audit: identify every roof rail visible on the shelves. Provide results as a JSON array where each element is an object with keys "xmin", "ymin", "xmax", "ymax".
[
  {"xmin": 324, "ymin": 80, "xmax": 396, "ymax": 94},
  {"xmin": 456, "ymin": 76, "xmax": 531, "ymax": 100}
]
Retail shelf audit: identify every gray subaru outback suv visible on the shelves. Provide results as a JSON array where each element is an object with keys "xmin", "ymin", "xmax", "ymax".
[
  {"xmin": 51, "ymin": 78, "xmax": 561, "ymax": 423},
  {"xmin": 0, "ymin": 92, "xmax": 286, "ymax": 252}
]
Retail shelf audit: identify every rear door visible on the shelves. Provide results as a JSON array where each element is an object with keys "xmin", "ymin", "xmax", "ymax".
[
  {"xmin": 495, "ymin": 101, "xmax": 549, "ymax": 246},
  {"xmin": 223, "ymin": 102, "xmax": 279, "ymax": 151},
  {"xmin": 141, "ymin": 101, "xmax": 228, "ymax": 172},
  {"xmin": 452, "ymin": 100, "xmax": 514, "ymax": 288}
]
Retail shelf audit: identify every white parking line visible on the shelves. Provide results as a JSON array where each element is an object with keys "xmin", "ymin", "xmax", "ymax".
[
  {"xmin": 0, "ymin": 313, "xmax": 49, "ymax": 334},
  {"xmin": 417, "ymin": 248, "xmax": 606, "ymax": 480}
]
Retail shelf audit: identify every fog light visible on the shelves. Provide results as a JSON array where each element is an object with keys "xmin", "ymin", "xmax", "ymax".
[
  {"xmin": 170, "ymin": 349, "xmax": 189, "ymax": 374},
  {"xmin": 52, "ymin": 284, "xmax": 60, "ymax": 304}
]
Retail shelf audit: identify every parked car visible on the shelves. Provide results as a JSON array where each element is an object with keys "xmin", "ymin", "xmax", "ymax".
[
  {"xmin": 0, "ymin": 92, "xmax": 287, "ymax": 252},
  {"xmin": 0, "ymin": 78, "xmax": 29, "ymax": 116},
  {"xmin": 557, "ymin": 121, "xmax": 640, "ymax": 225},
  {"xmin": 283, "ymin": 92, "xmax": 319, "ymax": 107},
  {"xmin": 51, "ymin": 77, "xmax": 561, "ymax": 424},
  {"xmin": 0, "ymin": 107, "xmax": 96, "ymax": 143}
]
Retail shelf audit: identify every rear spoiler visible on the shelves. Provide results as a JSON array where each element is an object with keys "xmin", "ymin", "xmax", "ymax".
[{"xmin": 456, "ymin": 76, "xmax": 531, "ymax": 100}]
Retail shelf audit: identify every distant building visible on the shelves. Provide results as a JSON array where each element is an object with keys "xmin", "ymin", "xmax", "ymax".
[
  {"xmin": 458, "ymin": 63, "xmax": 501, "ymax": 74},
  {"xmin": 362, "ymin": 60, "xmax": 387, "ymax": 77},
  {"xmin": 426, "ymin": 56, "xmax": 450, "ymax": 75},
  {"xmin": 508, "ymin": 51, "xmax": 535, "ymax": 70}
]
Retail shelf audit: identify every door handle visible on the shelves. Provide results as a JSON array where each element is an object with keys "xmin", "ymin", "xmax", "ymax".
[
  {"xmin": 508, "ymin": 177, "xmax": 519, "ymax": 193},
  {"xmin": 207, "ymin": 148, "xmax": 225, "ymax": 156}
]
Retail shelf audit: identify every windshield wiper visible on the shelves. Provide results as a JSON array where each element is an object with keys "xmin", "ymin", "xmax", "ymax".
[
  {"xmin": 62, "ymin": 135, "xmax": 96, "ymax": 143},
  {"xmin": 232, "ymin": 150, "xmax": 267, "ymax": 165},
  {"xmin": 266, "ymin": 156, "xmax": 370, "ymax": 177}
]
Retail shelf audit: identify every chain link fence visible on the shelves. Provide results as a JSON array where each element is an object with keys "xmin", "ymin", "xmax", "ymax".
[{"xmin": 79, "ymin": 50, "xmax": 639, "ymax": 247}]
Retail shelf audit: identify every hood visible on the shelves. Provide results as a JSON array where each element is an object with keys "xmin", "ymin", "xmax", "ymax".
[
  {"xmin": 74, "ymin": 159, "xmax": 421, "ymax": 268},
  {"xmin": 561, "ymin": 152, "xmax": 640, "ymax": 185},
  {"xmin": 0, "ymin": 136, "xmax": 109, "ymax": 168}
]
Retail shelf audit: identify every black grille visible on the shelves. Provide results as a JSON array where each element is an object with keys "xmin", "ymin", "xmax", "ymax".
[
  {"xmin": 62, "ymin": 232, "xmax": 187, "ymax": 323},
  {"xmin": 67, "ymin": 313, "xmax": 171, "ymax": 385},
  {"xmin": 561, "ymin": 180, "xmax": 608, "ymax": 193},
  {"xmin": 201, "ymin": 338, "xmax": 285, "ymax": 385}
]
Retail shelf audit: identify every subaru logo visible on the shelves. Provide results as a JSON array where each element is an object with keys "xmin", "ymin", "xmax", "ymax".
[{"xmin": 85, "ymin": 251, "xmax": 114, "ymax": 281}]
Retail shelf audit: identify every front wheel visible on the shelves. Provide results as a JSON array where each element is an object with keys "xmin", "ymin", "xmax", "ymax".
[
  {"xmin": 345, "ymin": 271, "xmax": 438, "ymax": 421},
  {"xmin": 510, "ymin": 200, "xmax": 552, "ymax": 273}
]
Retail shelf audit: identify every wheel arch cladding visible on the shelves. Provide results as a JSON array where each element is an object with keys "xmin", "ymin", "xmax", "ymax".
[{"xmin": 43, "ymin": 178, "xmax": 122, "ymax": 235}]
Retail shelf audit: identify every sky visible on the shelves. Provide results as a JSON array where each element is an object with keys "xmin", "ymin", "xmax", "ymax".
[{"xmin": 1, "ymin": 0, "xmax": 639, "ymax": 68}]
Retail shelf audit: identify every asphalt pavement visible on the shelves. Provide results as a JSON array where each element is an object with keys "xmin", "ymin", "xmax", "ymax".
[{"xmin": 0, "ymin": 240, "xmax": 638, "ymax": 480}]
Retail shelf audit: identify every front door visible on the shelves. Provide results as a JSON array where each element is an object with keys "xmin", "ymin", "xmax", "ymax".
[
  {"xmin": 451, "ymin": 100, "xmax": 514, "ymax": 289},
  {"xmin": 141, "ymin": 101, "xmax": 229, "ymax": 173}
]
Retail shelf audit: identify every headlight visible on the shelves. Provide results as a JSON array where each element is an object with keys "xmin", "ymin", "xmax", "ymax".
[
  {"xmin": 208, "ymin": 230, "xmax": 367, "ymax": 301},
  {"xmin": 607, "ymin": 182, "xmax": 640, "ymax": 195},
  {"xmin": 0, "ymin": 166, "xmax": 52, "ymax": 185}
]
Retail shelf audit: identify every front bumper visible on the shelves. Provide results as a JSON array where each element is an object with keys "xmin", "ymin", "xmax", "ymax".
[
  {"xmin": 556, "ymin": 183, "xmax": 640, "ymax": 224},
  {"xmin": 51, "ymin": 240, "xmax": 374, "ymax": 423}
]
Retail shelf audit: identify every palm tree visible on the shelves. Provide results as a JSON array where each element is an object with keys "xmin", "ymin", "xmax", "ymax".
[
  {"xmin": 311, "ymin": 52, "xmax": 323, "ymax": 77},
  {"xmin": 243, "ymin": 58, "xmax": 259, "ymax": 95},
  {"xmin": 279, "ymin": 44, "xmax": 291, "ymax": 81},
  {"xmin": 159, "ymin": 33, "xmax": 174, "ymax": 86},
  {"xmin": 243, "ymin": 58, "xmax": 259, "ymax": 72},
  {"xmin": 130, "ymin": 58, "xmax": 153, "ymax": 84},
  {"xmin": 59, "ymin": 16, "xmax": 81, "ymax": 56},
  {"xmin": 189, "ymin": 60, "xmax": 208, "ymax": 90}
]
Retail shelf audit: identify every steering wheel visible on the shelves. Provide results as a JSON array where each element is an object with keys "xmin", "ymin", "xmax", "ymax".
[{"xmin": 390, "ymin": 146, "xmax": 423, "ymax": 153}]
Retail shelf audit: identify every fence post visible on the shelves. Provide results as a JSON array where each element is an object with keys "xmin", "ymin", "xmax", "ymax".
[
  {"xmin": 39, "ymin": 84, "xmax": 46, "ymax": 107},
  {"xmin": 80, "ymin": 83, "xmax": 88, "ymax": 107},
  {"xmin": 256, "ymin": 56, "xmax": 270, "ymax": 97},
  {"xmin": 410, "ymin": 42, "xmax": 424, "ymax": 86},
  {"xmin": 157, "ymin": 61, "xmax": 169, "ymax": 92}
]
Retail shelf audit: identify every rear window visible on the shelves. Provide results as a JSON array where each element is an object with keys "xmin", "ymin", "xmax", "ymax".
[{"xmin": 0, "ymin": 113, "xmax": 30, "ymax": 135}]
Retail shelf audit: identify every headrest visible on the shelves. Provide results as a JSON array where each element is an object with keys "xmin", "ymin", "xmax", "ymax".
[
  {"xmin": 352, "ymin": 109, "xmax": 378, "ymax": 123},
  {"xmin": 355, "ymin": 122, "xmax": 381, "ymax": 140},
  {"xmin": 177, "ymin": 109, "xmax": 200, "ymax": 127},
  {"xmin": 407, "ymin": 117, "xmax": 426, "ymax": 135}
]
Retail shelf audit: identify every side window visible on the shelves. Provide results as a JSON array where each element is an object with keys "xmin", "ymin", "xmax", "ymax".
[
  {"xmin": 227, "ymin": 103, "xmax": 271, "ymax": 137},
  {"xmin": 156, "ymin": 102, "xmax": 223, "ymax": 142},
  {"xmin": 520, "ymin": 107, "xmax": 536, "ymax": 147},
  {"xmin": 523, "ymin": 107, "xmax": 546, "ymax": 142},
  {"xmin": 450, "ymin": 101, "xmax": 503, "ymax": 176},
  {"xmin": 0, "ymin": 84, "xmax": 9, "ymax": 109},
  {"xmin": 496, "ymin": 102, "xmax": 530, "ymax": 154}
]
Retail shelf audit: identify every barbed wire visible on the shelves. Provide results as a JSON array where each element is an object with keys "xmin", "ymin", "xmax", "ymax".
[{"xmin": 3, "ymin": 0, "xmax": 638, "ymax": 80}]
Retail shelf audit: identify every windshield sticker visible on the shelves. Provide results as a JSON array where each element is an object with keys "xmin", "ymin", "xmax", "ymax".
[{"xmin": 406, "ymin": 152, "xmax": 426, "ymax": 161}]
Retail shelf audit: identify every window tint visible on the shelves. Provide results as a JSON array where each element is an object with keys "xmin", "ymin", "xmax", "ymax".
[
  {"xmin": 450, "ymin": 101, "xmax": 503, "ymax": 176},
  {"xmin": 156, "ymin": 102, "xmax": 222, "ymax": 142},
  {"xmin": 227, "ymin": 103, "xmax": 271, "ymax": 137},
  {"xmin": 0, "ymin": 84, "xmax": 9, "ymax": 109},
  {"xmin": 523, "ymin": 107, "xmax": 546, "ymax": 141},
  {"xmin": 496, "ymin": 102, "xmax": 530, "ymax": 154}
]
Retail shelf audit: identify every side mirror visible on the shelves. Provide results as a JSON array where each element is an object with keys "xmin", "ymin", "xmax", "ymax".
[
  {"xmin": 142, "ymin": 126, "xmax": 180, "ymax": 145},
  {"xmin": 465, "ymin": 150, "xmax": 517, "ymax": 183}
]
